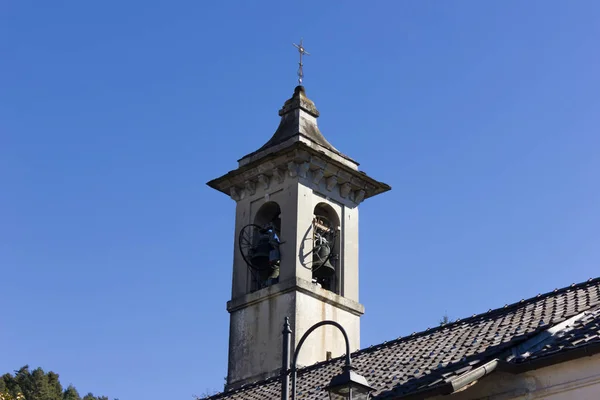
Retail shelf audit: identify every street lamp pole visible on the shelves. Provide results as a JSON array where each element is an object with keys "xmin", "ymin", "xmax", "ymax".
[
  {"xmin": 281, "ymin": 317, "xmax": 292, "ymax": 400},
  {"xmin": 281, "ymin": 318, "xmax": 374, "ymax": 400},
  {"xmin": 292, "ymin": 320, "xmax": 351, "ymax": 400}
]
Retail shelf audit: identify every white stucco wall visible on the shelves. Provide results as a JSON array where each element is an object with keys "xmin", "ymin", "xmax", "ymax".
[
  {"xmin": 225, "ymin": 279, "xmax": 363, "ymax": 388},
  {"xmin": 227, "ymin": 289, "xmax": 294, "ymax": 386},
  {"xmin": 434, "ymin": 353, "xmax": 600, "ymax": 400},
  {"xmin": 294, "ymin": 290, "xmax": 361, "ymax": 368}
]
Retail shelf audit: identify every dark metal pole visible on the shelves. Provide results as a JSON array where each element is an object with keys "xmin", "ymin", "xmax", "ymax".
[
  {"xmin": 281, "ymin": 317, "xmax": 292, "ymax": 400},
  {"xmin": 290, "ymin": 320, "xmax": 352, "ymax": 400}
]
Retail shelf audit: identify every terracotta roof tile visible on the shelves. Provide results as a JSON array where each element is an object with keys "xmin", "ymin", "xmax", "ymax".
[{"xmin": 201, "ymin": 277, "xmax": 600, "ymax": 400}]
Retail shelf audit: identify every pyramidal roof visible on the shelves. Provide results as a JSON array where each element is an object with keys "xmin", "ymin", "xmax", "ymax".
[
  {"xmin": 238, "ymin": 85, "xmax": 358, "ymax": 168},
  {"xmin": 207, "ymin": 86, "xmax": 390, "ymax": 202}
]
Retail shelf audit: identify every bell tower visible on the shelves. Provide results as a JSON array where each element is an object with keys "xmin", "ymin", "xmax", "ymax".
[{"xmin": 207, "ymin": 85, "xmax": 390, "ymax": 390}]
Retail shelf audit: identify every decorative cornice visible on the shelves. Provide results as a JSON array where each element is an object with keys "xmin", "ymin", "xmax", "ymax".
[
  {"xmin": 354, "ymin": 189, "xmax": 366, "ymax": 204},
  {"xmin": 312, "ymin": 169, "xmax": 325, "ymax": 185},
  {"xmin": 230, "ymin": 187, "xmax": 241, "ymax": 201},
  {"xmin": 287, "ymin": 161, "xmax": 298, "ymax": 178},
  {"xmin": 326, "ymin": 176, "xmax": 338, "ymax": 192},
  {"xmin": 272, "ymin": 168, "xmax": 285, "ymax": 184},
  {"xmin": 298, "ymin": 162, "xmax": 310, "ymax": 178},
  {"xmin": 244, "ymin": 180, "xmax": 256, "ymax": 196},
  {"xmin": 339, "ymin": 182, "xmax": 352, "ymax": 198},
  {"xmin": 208, "ymin": 142, "xmax": 391, "ymax": 205},
  {"xmin": 257, "ymin": 174, "xmax": 270, "ymax": 190}
]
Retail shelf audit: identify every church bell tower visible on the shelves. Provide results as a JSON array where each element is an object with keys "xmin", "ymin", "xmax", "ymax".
[{"xmin": 207, "ymin": 84, "xmax": 390, "ymax": 390}]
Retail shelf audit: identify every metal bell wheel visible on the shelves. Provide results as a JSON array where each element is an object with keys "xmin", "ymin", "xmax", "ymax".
[{"xmin": 239, "ymin": 223, "xmax": 280, "ymax": 271}]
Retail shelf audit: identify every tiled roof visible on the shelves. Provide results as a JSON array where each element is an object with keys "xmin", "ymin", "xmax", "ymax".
[
  {"xmin": 513, "ymin": 306, "xmax": 600, "ymax": 363},
  {"xmin": 202, "ymin": 277, "xmax": 600, "ymax": 400}
]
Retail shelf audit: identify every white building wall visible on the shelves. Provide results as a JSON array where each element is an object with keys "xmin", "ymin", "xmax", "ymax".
[
  {"xmin": 433, "ymin": 353, "xmax": 600, "ymax": 400},
  {"xmin": 294, "ymin": 290, "xmax": 361, "ymax": 368},
  {"xmin": 225, "ymin": 280, "xmax": 363, "ymax": 389}
]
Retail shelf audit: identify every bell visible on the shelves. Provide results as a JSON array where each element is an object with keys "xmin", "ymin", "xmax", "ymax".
[
  {"xmin": 313, "ymin": 242, "xmax": 336, "ymax": 278},
  {"xmin": 250, "ymin": 234, "xmax": 271, "ymax": 270}
]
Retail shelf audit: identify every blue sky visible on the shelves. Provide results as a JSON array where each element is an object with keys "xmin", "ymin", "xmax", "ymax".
[{"xmin": 1, "ymin": 1, "xmax": 599, "ymax": 399}]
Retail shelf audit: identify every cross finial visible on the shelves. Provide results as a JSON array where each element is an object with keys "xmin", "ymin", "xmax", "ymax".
[{"xmin": 293, "ymin": 38, "xmax": 310, "ymax": 85}]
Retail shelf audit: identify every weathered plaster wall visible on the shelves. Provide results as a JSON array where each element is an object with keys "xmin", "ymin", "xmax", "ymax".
[
  {"xmin": 431, "ymin": 353, "xmax": 600, "ymax": 400},
  {"xmin": 226, "ymin": 289, "xmax": 294, "ymax": 387},
  {"xmin": 294, "ymin": 290, "xmax": 361, "ymax": 368},
  {"xmin": 225, "ymin": 278, "xmax": 363, "ymax": 389}
]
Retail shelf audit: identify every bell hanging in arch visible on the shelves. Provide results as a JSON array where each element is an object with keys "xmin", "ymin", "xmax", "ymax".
[
  {"xmin": 250, "ymin": 233, "xmax": 271, "ymax": 270},
  {"xmin": 312, "ymin": 241, "xmax": 336, "ymax": 279}
]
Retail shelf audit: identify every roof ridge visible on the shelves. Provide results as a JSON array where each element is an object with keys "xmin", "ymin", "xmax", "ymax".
[
  {"xmin": 350, "ymin": 276, "xmax": 600, "ymax": 358},
  {"xmin": 273, "ymin": 278, "xmax": 600, "ymax": 382}
]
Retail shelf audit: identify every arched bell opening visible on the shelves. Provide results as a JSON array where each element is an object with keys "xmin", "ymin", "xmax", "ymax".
[
  {"xmin": 312, "ymin": 203, "xmax": 340, "ymax": 294},
  {"xmin": 254, "ymin": 201, "xmax": 282, "ymax": 236},
  {"xmin": 238, "ymin": 202, "xmax": 283, "ymax": 293}
]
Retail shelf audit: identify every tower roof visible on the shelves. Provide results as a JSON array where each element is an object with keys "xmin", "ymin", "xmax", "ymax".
[
  {"xmin": 238, "ymin": 86, "xmax": 357, "ymax": 168},
  {"xmin": 208, "ymin": 85, "xmax": 390, "ymax": 204}
]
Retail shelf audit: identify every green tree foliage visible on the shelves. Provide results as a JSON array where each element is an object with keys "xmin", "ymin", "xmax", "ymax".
[
  {"xmin": 46, "ymin": 373, "xmax": 62, "ymax": 400},
  {"xmin": 62, "ymin": 386, "xmax": 80, "ymax": 400},
  {"xmin": 82, "ymin": 394, "xmax": 108, "ymax": 400},
  {"xmin": 0, "ymin": 366, "xmax": 114, "ymax": 400}
]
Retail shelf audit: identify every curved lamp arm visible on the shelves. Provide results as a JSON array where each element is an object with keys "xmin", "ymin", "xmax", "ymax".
[{"xmin": 291, "ymin": 320, "xmax": 352, "ymax": 400}]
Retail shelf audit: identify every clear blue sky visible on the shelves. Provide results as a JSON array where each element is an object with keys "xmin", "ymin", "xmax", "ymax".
[{"xmin": 2, "ymin": 1, "xmax": 599, "ymax": 399}]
